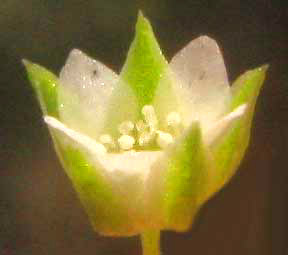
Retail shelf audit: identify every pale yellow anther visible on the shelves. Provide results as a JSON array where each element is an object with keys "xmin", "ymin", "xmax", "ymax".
[
  {"xmin": 118, "ymin": 135, "xmax": 135, "ymax": 150},
  {"xmin": 156, "ymin": 131, "xmax": 174, "ymax": 149},
  {"xmin": 142, "ymin": 105, "xmax": 158, "ymax": 132},
  {"xmin": 99, "ymin": 134, "xmax": 116, "ymax": 149},
  {"xmin": 118, "ymin": 121, "xmax": 134, "ymax": 135}
]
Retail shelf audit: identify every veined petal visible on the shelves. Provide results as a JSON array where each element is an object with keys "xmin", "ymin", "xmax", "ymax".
[
  {"xmin": 170, "ymin": 36, "xmax": 231, "ymax": 129},
  {"xmin": 59, "ymin": 49, "xmax": 118, "ymax": 139}
]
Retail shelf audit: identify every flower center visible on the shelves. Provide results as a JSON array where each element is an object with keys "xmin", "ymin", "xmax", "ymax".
[{"xmin": 99, "ymin": 105, "xmax": 183, "ymax": 152}]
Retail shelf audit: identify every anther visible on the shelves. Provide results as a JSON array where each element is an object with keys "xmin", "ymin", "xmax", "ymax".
[{"xmin": 118, "ymin": 135, "xmax": 135, "ymax": 150}]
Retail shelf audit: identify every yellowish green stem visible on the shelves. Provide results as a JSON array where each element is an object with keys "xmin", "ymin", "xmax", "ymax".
[{"xmin": 141, "ymin": 230, "xmax": 161, "ymax": 255}]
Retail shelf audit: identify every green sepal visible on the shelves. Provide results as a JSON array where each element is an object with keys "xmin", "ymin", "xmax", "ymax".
[
  {"xmin": 23, "ymin": 60, "xmax": 142, "ymax": 236},
  {"xmin": 231, "ymin": 65, "xmax": 268, "ymax": 111},
  {"xmin": 159, "ymin": 122, "xmax": 209, "ymax": 231},
  {"xmin": 103, "ymin": 12, "xmax": 178, "ymax": 136},
  {"xmin": 121, "ymin": 11, "xmax": 169, "ymax": 107},
  {"xmin": 23, "ymin": 60, "xmax": 59, "ymax": 117},
  {"xmin": 208, "ymin": 65, "xmax": 268, "ymax": 196},
  {"xmin": 56, "ymin": 143, "xmax": 140, "ymax": 236}
]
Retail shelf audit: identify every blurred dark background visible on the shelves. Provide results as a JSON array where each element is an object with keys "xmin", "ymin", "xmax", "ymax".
[{"xmin": 0, "ymin": 0, "xmax": 287, "ymax": 254}]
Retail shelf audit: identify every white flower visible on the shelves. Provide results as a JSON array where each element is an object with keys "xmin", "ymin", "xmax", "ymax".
[{"xmin": 24, "ymin": 13, "xmax": 267, "ymax": 236}]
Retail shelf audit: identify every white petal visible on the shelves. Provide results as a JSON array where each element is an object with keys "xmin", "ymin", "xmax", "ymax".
[
  {"xmin": 203, "ymin": 104, "xmax": 247, "ymax": 145},
  {"xmin": 99, "ymin": 151, "xmax": 163, "ymax": 181},
  {"xmin": 170, "ymin": 36, "xmax": 231, "ymax": 129},
  {"xmin": 44, "ymin": 116, "xmax": 107, "ymax": 155},
  {"xmin": 58, "ymin": 49, "xmax": 118, "ymax": 139}
]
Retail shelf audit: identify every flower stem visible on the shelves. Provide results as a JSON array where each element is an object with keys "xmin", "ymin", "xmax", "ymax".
[{"xmin": 140, "ymin": 230, "xmax": 161, "ymax": 255}]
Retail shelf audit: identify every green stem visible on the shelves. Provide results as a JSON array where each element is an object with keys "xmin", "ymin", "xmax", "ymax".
[{"xmin": 140, "ymin": 230, "xmax": 161, "ymax": 255}]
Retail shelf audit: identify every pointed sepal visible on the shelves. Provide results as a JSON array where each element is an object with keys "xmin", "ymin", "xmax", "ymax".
[
  {"xmin": 121, "ymin": 11, "xmax": 170, "ymax": 107},
  {"xmin": 23, "ymin": 60, "xmax": 59, "ymax": 117},
  {"xmin": 103, "ymin": 12, "xmax": 178, "ymax": 136},
  {"xmin": 207, "ymin": 65, "xmax": 268, "ymax": 198}
]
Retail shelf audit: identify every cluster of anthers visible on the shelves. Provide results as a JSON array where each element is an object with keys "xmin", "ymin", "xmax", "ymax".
[{"xmin": 98, "ymin": 105, "xmax": 183, "ymax": 153}]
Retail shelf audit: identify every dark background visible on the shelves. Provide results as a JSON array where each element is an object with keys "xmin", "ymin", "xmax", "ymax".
[{"xmin": 0, "ymin": 0, "xmax": 287, "ymax": 254}]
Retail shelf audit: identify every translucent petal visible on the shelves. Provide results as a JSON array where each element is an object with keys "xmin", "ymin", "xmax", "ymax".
[
  {"xmin": 170, "ymin": 36, "xmax": 231, "ymax": 129},
  {"xmin": 44, "ymin": 116, "xmax": 107, "ymax": 155},
  {"xmin": 59, "ymin": 49, "xmax": 118, "ymax": 139},
  {"xmin": 44, "ymin": 116, "xmax": 162, "ymax": 179}
]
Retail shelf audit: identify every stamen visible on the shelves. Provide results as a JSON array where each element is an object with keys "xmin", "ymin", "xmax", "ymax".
[
  {"xmin": 142, "ymin": 105, "xmax": 158, "ymax": 132},
  {"xmin": 118, "ymin": 121, "xmax": 134, "ymax": 135},
  {"xmin": 138, "ymin": 131, "xmax": 155, "ymax": 146},
  {"xmin": 99, "ymin": 134, "xmax": 115, "ymax": 149},
  {"xmin": 118, "ymin": 135, "xmax": 135, "ymax": 150},
  {"xmin": 156, "ymin": 131, "xmax": 174, "ymax": 149},
  {"xmin": 98, "ymin": 108, "xmax": 182, "ymax": 152},
  {"xmin": 136, "ymin": 120, "xmax": 147, "ymax": 133}
]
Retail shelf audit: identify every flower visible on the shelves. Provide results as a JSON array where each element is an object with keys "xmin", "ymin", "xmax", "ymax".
[{"xmin": 23, "ymin": 13, "xmax": 267, "ymax": 237}]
